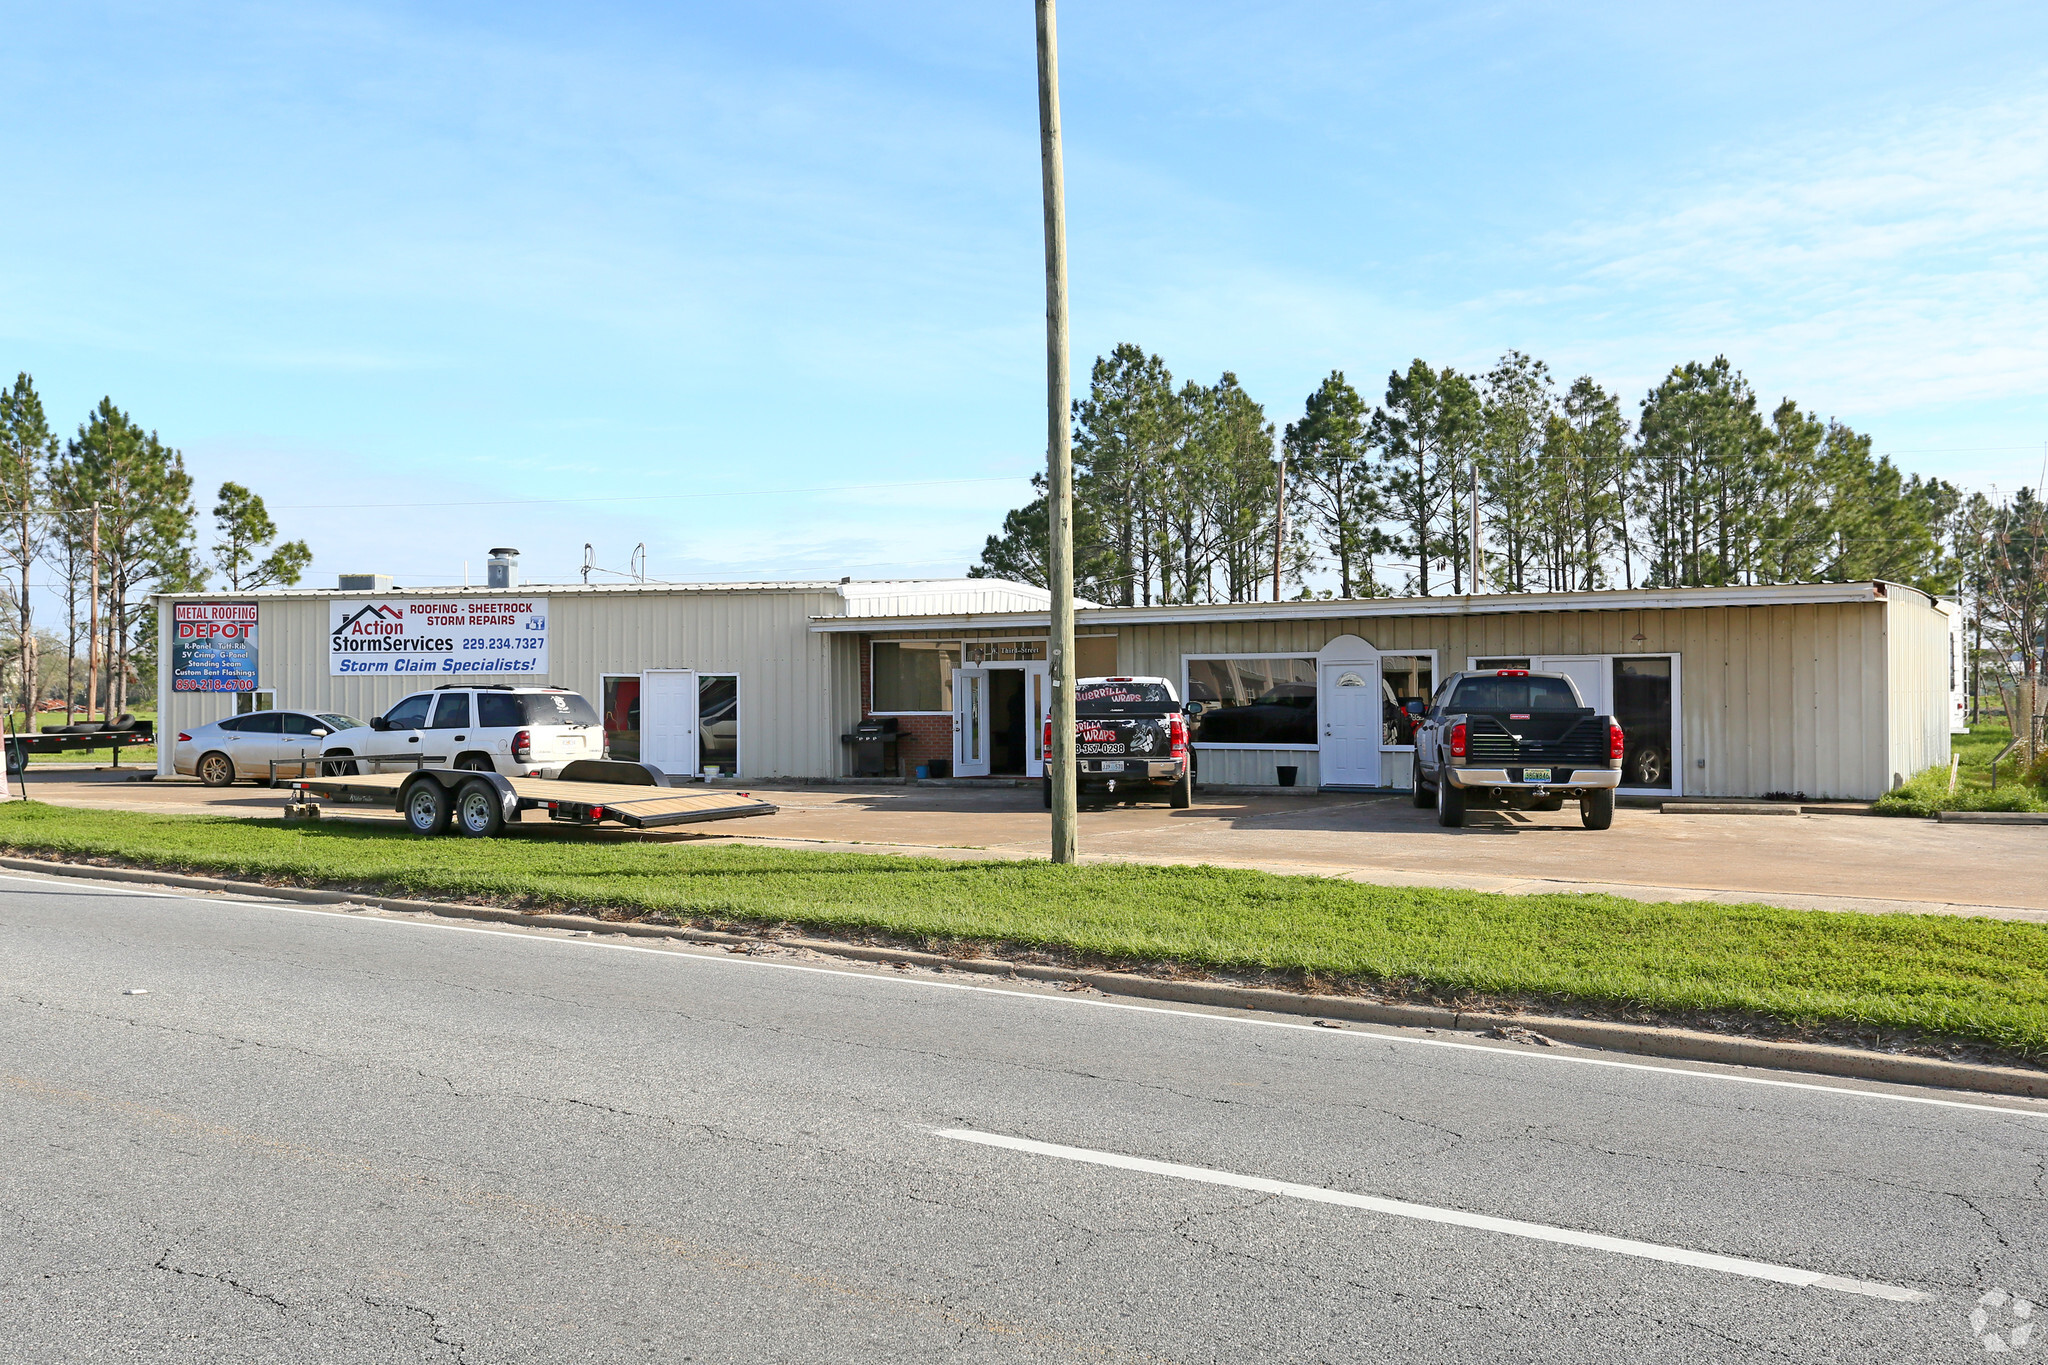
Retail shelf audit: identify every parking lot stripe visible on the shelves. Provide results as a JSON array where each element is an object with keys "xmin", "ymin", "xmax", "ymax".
[{"xmin": 934, "ymin": 1128, "xmax": 1933, "ymax": 1303}]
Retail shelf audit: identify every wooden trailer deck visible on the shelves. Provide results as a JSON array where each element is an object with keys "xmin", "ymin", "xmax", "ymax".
[{"xmin": 291, "ymin": 770, "xmax": 779, "ymax": 830}]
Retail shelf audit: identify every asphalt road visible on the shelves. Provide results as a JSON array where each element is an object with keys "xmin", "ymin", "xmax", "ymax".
[{"xmin": 4, "ymin": 873, "xmax": 2045, "ymax": 1363}]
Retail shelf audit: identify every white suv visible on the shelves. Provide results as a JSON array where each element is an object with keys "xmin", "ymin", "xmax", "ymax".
[{"xmin": 320, "ymin": 686, "xmax": 602, "ymax": 777}]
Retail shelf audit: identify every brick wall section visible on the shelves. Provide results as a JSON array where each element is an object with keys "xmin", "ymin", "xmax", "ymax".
[{"xmin": 856, "ymin": 633, "xmax": 952, "ymax": 776}]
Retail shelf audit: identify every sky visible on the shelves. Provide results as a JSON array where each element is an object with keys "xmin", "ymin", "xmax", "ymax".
[{"xmin": 2, "ymin": 0, "xmax": 2045, "ymax": 596}]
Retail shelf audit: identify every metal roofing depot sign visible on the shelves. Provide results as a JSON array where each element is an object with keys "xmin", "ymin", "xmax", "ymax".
[
  {"xmin": 329, "ymin": 598, "xmax": 550, "ymax": 677},
  {"xmin": 172, "ymin": 602, "xmax": 260, "ymax": 692}
]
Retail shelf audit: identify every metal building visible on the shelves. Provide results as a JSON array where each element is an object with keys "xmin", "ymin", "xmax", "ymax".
[{"xmin": 156, "ymin": 572, "xmax": 1955, "ymax": 802}]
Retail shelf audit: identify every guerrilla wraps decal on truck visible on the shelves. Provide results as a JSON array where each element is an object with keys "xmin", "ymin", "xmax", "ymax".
[{"xmin": 328, "ymin": 599, "xmax": 550, "ymax": 676}]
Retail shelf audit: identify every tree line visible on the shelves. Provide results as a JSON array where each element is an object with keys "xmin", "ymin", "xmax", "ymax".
[
  {"xmin": 970, "ymin": 344, "xmax": 1964, "ymax": 605},
  {"xmin": 0, "ymin": 372, "xmax": 310, "ymax": 723}
]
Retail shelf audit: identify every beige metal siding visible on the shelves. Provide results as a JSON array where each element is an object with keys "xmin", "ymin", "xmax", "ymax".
[
  {"xmin": 1196, "ymin": 748, "xmax": 1318, "ymax": 788},
  {"xmin": 1114, "ymin": 600, "xmax": 1897, "ymax": 799},
  {"xmin": 158, "ymin": 587, "xmax": 845, "ymax": 780},
  {"xmin": 1885, "ymin": 592, "xmax": 1954, "ymax": 790}
]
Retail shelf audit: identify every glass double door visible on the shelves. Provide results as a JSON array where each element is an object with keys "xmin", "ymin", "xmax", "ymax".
[{"xmin": 953, "ymin": 664, "xmax": 1050, "ymax": 778}]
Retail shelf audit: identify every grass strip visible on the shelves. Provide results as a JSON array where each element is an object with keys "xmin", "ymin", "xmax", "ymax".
[
  {"xmin": 2, "ymin": 800, "xmax": 2044, "ymax": 1057},
  {"xmin": 1876, "ymin": 722, "xmax": 2047, "ymax": 816}
]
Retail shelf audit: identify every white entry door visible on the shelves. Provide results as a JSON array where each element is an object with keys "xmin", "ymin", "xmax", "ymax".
[
  {"xmin": 1318, "ymin": 661, "xmax": 1381, "ymax": 787},
  {"xmin": 1025, "ymin": 662, "xmax": 1050, "ymax": 778},
  {"xmin": 953, "ymin": 667, "xmax": 991, "ymax": 777},
  {"xmin": 641, "ymin": 669, "xmax": 699, "ymax": 777},
  {"xmin": 1537, "ymin": 655, "xmax": 1609, "ymax": 712}
]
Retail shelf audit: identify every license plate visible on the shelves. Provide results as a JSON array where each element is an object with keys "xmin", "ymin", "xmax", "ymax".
[
  {"xmin": 1097, "ymin": 760, "xmax": 1126, "ymax": 772},
  {"xmin": 1523, "ymin": 768, "xmax": 1552, "ymax": 782}
]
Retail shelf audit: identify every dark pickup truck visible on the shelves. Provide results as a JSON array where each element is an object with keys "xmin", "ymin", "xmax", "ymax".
[
  {"xmin": 1411, "ymin": 669, "xmax": 1623, "ymax": 829},
  {"xmin": 1043, "ymin": 676, "xmax": 1194, "ymax": 809}
]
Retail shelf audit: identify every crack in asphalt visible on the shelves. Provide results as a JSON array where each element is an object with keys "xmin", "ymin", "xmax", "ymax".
[
  {"xmin": 151, "ymin": 1249, "xmax": 296, "ymax": 1317},
  {"xmin": 355, "ymin": 1293, "xmax": 471, "ymax": 1362}
]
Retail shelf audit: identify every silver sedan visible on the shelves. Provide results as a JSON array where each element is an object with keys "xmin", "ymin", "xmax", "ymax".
[{"xmin": 174, "ymin": 710, "xmax": 366, "ymax": 787}]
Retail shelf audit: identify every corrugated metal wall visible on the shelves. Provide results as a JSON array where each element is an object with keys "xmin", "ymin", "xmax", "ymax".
[
  {"xmin": 1114, "ymin": 599, "xmax": 1909, "ymax": 800},
  {"xmin": 158, "ymin": 587, "xmax": 844, "ymax": 779},
  {"xmin": 1885, "ymin": 592, "xmax": 1954, "ymax": 790}
]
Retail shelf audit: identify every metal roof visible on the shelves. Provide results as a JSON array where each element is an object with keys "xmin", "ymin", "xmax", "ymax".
[{"xmin": 809, "ymin": 580, "xmax": 1930, "ymax": 633}]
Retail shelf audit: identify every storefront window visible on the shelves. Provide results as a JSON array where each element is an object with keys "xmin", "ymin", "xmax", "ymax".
[
  {"xmin": 1380, "ymin": 653, "xmax": 1434, "ymax": 747},
  {"xmin": 699, "ymin": 674, "xmax": 738, "ymax": 775},
  {"xmin": 603, "ymin": 676, "xmax": 640, "ymax": 761},
  {"xmin": 871, "ymin": 641, "xmax": 961, "ymax": 713},
  {"xmin": 1185, "ymin": 657, "xmax": 1317, "ymax": 745},
  {"xmin": 1613, "ymin": 657, "xmax": 1674, "ymax": 789}
]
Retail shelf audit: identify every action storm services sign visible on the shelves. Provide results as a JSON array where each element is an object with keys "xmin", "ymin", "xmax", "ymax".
[
  {"xmin": 329, "ymin": 598, "xmax": 550, "ymax": 677},
  {"xmin": 172, "ymin": 602, "xmax": 259, "ymax": 692}
]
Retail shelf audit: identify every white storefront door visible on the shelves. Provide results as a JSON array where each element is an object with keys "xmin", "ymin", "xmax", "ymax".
[
  {"xmin": 1318, "ymin": 661, "xmax": 1382, "ymax": 787},
  {"xmin": 1025, "ymin": 662, "xmax": 1050, "ymax": 778},
  {"xmin": 641, "ymin": 669, "xmax": 699, "ymax": 777},
  {"xmin": 1537, "ymin": 655, "xmax": 1609, "ymax": 712},
  {"xmin": 952, "ymin": 667, "xmax": 991, "ymax": 777}
]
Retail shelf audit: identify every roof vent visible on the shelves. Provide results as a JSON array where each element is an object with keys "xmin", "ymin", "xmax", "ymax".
[
  {"xmin": 338, "ymin": 573, "xmax": 393, "ymax": 592},
  {"xmin": 486, "ymin": 548, "xmax": 520, "ymax": 590}
]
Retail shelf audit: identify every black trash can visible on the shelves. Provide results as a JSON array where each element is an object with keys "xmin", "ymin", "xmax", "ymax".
[{"xmin": 1276, "ymin": 765, "xmax": 1298, "ymax": 787}]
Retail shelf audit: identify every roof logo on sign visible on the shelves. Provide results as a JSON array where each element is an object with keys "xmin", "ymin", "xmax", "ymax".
[{"xmin": 333, "ymin": 604, "xmax": 404, "ymax": 636}]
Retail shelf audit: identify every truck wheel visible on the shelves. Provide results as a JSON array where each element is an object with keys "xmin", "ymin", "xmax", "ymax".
[
  {"xmin": 454, "ymin": 779, "xmax": 506, "ymax": 838},
  {"xmin": 403, "ymin": 779, "xmax": 452, "ymax": 836},
  {"xmin": 1435, "ymin": 774, "xmax": 1466, "ymax": 828},
  {"xmin": 1410, "ymin": 755, "xmax": 1432, "ymax": 808},
  {"xmin": 197, "ymin": 751, "xmax": 235, "ymax": 787},
  {"xmin": 1042, "ymin": 777, "xmax": 1052, "ymax": 810},
  {"xmin": 1168, "ymin": 769, "xmax": 1193, "ymax": 809},
  {"xmin": 1580, "ymin": 788, "xmax": 1615, "ymax": 830}
]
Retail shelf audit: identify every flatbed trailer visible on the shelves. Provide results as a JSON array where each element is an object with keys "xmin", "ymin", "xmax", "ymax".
[
  {"xmin": 6, "ymin": 722, "xmax": 155, "ymax": 772},
  {"xmin": 285, "ymin": 759, "xmax": 779, "ymax": 837}
]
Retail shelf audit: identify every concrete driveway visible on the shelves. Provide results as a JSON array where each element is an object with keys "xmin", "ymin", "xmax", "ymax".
[{"xmin": 13, "ymin": 766, "xmax": 2047, "ymax": 922}]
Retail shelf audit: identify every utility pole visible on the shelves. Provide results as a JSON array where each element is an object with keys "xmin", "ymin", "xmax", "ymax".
[
  {"xmin": 1272, "ymin": 442, "xmax": 1287, "ymax": 602},
  {"xmin": 85, "ymin": 504, "xmax": 101, "ymax": 723},
  {"xmin": 1035, "ymin": 0, "xmax": 1077, "ymax": 864}
]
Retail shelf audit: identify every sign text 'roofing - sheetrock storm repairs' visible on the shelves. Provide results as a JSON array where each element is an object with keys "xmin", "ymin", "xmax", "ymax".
[{"xmin": 328, "ymin": 599, "xmax": 549, "ymax": 676}]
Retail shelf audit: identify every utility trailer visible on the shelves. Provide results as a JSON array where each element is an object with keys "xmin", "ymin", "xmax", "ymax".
[
  {"xmin": 5, "ymin": 720, "xmax": 155, "ymax": 773},
  {"xmin": 283, "ymin": 758, "xmax": 779, "ymax": 838}
]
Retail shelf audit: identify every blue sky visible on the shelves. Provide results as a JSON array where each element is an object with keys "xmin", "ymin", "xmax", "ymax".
[{"xmin": 3, "ymin": 1, "xmax": 2045, "ymax": 592}]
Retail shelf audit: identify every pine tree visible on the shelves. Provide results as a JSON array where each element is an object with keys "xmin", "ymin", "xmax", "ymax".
[
  {"xmin": 0, "ymin": 374, "xmax": 54, "ymax": 715},
  {"xmin": 212, "ymin": 482, "xmax": 311, "ymax": 592},
  {"xmin": 1285, "ymin": 371, "xmax": 1381, "ymax": 598}
]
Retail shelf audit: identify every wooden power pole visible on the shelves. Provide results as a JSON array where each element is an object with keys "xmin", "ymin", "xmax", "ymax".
[
  {"xmin": 1035, "ymin": 0, "xmax": 1077, "ymax": 864},
  {"xmin": 1272, "ymin": 443, "xmax": 1287, "ymax": 602}
]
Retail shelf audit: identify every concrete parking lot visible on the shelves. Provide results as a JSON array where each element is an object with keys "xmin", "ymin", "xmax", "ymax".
[{"xmin": 14, "ymin": 766, "xmax": 2046, "ymax": 923}]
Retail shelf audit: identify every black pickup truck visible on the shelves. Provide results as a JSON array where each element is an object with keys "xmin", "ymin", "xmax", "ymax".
[
  {"xmin": 1042, "ymin": 676, "xmax": 1194, "ymax": 809},
  {"xmin": 1411, "ymin": 669, "xmax": 1623, "ymax": 829}
]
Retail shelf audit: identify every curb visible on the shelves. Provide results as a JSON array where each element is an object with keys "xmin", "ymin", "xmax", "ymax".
[
  {"xmin": 1661, "ymin": 803, "xmax": 1801, "ymax": 816},
  {"xmin": 4, "ymin": 853, "xmax": 2044, "ymax": 1103},
  {"xmin": 1937, "ymin": 811, "xmax": 2048, "ymax": 825}
]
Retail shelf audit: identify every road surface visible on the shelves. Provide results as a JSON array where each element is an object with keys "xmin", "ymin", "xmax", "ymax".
[{"xmin": 3, "ymin": 871, "xmax": 2044, "ymax": 1362}]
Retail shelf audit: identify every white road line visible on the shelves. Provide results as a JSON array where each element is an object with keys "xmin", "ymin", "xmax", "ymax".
[
  {"xmin": 4, "ymin": 871, "xmax": 2045, "ymax": 1121},
  {"xmin": 935, "ymin": 1128, "xmax": 1933, "ymax": 1304}
]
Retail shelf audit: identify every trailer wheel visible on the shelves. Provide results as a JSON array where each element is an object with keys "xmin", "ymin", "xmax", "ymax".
[
  {"xmin": 403, "ymin": 778, "xmax": 452, "ymax": 836},
  {"xmin": 453, "ymin": 780, "xmax": 506, "ymax": 838},
  {"xmin": 197, "ymin": 751, "xmax": 236, "ymax": 787},
  {"xmin": 1580, "ymin": 788, "xmax": 1615, "ymax": 830}
]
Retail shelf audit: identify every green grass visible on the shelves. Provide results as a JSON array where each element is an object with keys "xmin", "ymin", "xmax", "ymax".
[
  {"xmin": 1875, "ymin": 721, "xmax": 2048, "ymax": 816},
  {"xmin": 2, "ymin": 801, "xmax": 2045, "ymax": 1057}
]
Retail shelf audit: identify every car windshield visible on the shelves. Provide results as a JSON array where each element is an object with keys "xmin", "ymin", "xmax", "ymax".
[
  {"xmin": 1075, "ymin": 680, "xmax": 1178, "ymax": 714},
  {"xmin": 318, "ymin": 714, "xmax": 363, "ymax": 731},
  {"xmin": 1449, "ymin": 676, "xmax": 1584, "ymax": 711},
  {"xmin": 476, "ymin": 691, "xmax": 601, "ymax": 728}
]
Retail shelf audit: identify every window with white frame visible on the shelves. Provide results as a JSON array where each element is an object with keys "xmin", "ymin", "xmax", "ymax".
[
  {"xmin": 1379, "ymin": 652, "xmax": 1436, "ymax": 748},
  {"xmin": 1184, "ymin": 656, "xmax": 1317, "ymax": 747}
]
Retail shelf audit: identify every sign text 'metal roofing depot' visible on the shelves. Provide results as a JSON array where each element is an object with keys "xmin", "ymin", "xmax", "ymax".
[
  {"xmin": 172, "ymin": 602, "xmax": 260, "ymax": 692},
  {"xmin": 328, "ymin": 599, "xmax": 550, "ymax": 676}
]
